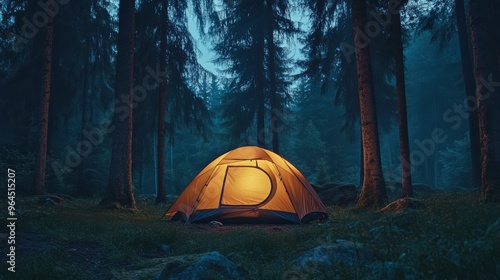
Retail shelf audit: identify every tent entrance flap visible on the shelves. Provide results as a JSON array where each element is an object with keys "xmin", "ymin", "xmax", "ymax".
[{"xmin": 221, "ymin": 166, "xmax": 272, "ymax": 206}]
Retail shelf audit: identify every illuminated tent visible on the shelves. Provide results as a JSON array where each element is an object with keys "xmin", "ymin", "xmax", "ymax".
[{"xmin": 164, "ymin": 146, "xmax": 328, "ymax": 224}]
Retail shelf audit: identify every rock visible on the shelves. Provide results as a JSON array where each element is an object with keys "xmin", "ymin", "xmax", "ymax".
[
  {"xmin": 160, "ymin": 244, "xmax": 172, "ymax": 255},
  {"xmin": 288, "ymin": 240, "xmax": 375, "ymax": 278},
  {"xmin": 157, "ymin": 251, "xmax": 246, "ymax": 280},
  {"xmin": 209, "ymin": 221, "xmax": 223, "ymax": 227},
  {"xmin": 284, "ymin": 240, "xmax": 374, "ymax": 279},
  {"xmin": 311, "ymin": 184, "xmax": 321, "ymax": 193},
  {"xmin": 112, "ymin": 252, "xmax": 246, "ymax": 280},
  {"xmin": 378, "ymin": 197, "xmax": 424, "ymax": 213},
  {"xmin": 39, "ymin": 195, "xmax": 65, "ymax": 205},
  {"xmin": 112, "ymin": 258, "xmax": 172, "ymax": 280},
  {"xmin": 318, "ymin": 184, "xmax": 358, "ymax": 206}
]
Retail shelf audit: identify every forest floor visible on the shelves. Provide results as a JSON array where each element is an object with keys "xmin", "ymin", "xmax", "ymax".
[{"xmin": 0, "ymin": 191, "xmax": 499, "ymax": 279}]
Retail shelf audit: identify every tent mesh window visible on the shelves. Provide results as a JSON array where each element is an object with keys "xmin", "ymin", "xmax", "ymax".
[{"xmin": 220, "ymin": 166, "xmax": 272, "ymax": 206}]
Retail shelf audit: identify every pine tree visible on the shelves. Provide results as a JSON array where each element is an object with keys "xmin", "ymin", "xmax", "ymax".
[
  {"xmin": 34, "ymin": 0, "xmax": 55, "ymax": 194},
  {"xmin": 351, "ymin": 0, "xmax": 387, "ymax": 208},
  {"xmin": 156, "ymin": 0, "xmax": 168, "ymax": 203},
  {"xmin": 265, "ymin": 0, "xmax": 296, "ymax": 154},
  {"xmin": 212, "ymin": 0, "xmax": 293, "ymax": 148},
  {"xmin": 134, "ymin": 0, "xmax": 211, "ymax": 201},
  {"xmin": 101, "ymin": 0, "xmax": 137, "ymax": 208},
  {"xmin": 390, "ymin": 1, "xmax": 412, "ymax": 197},
  {"xmin": 468, "ymin": 0, "xmax": 500, "ymax": 202},
  {"xmin": 76, "ymin": 0, "xmax": 117, "ymax": 196},
  {"xmin": 455, "ymin": 0, "xmax": 481, "ymax": 188}
]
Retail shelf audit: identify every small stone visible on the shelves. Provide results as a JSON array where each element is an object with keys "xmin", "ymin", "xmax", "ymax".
[
  {"xmin": 209, "ymin": 221, "xmax": 223, "ymax": 227},
  {"xmin": 160, "ymin": 244, "xmax": 172, "ymax": 254}
]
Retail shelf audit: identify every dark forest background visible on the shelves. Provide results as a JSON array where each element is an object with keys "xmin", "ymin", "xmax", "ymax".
[{"xmin": 0, "ymin": 0, "xmax": 498, "ymax": 204}]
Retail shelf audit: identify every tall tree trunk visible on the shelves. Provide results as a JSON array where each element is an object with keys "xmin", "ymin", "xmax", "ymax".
[
  {"xmin": 156, "ymin": 0, "xmax": 168, "ymax": 204},
  {"xmin": 78, "ymin": 14, "xmax": 92, "ymax": 197},
  {"xmin": 154, "ymin": 133, "xmax": 158, "ymax": 195},
  {"xmin": 101, "ymin": 0, "xmax": 136, "ymax": 208},
  {"xmin": 170, "ymin": 143, "xmax": 174, "ymax": 191},
  {"xmin": 392, "ymin": 9, "xmax": 412, "ymax": 197},
  {"xmin": 351, "ymin": 0, "xmax": 387, "ymax": 208},
  {"xmin": 432, "ymin": 95, "xmax": 439, "ymax": 187},
  {"xmin": 34, "ymin": 0, "xmax": 55, "ymax": 195},
  {"xmin": 359, "ymin": 134, "xmax": 364, "ymax": 186},
  {"xmin": 456, "ymin": 0, "xmax": 481, "ymax": 188},
  {"xmin": 138, "ymin": 153, "xmax": 144, "ymax": 194},
  {"xmin": 266, "ymin": 0, "xmax": 279, "ymax": 154},
  {"xmin": 469, "ymin": 0, "xmax": 500, "ymax": 202},
  {"xmin": 256, "ymin": 29, "xmax": 266, "ymax": 148}
]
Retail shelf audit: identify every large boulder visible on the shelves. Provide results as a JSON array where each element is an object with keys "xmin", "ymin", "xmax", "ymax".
[
  {"xmin": 112, "ymin": 252, "xmax": 246, "ymax": 280},
  {"xmin": 284, "ymin": 240, "xmax": 375, "ymax": 279},
  {"xmin": 317, "ymin": 184, "xmax": 358, "ymax": 206},
  {"xmin": 157, "ymin": 251, "xmax": 246, "ymax": 280}
]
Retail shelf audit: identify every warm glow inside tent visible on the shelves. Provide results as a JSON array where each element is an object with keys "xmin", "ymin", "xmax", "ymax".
[{"xmin": 164, "ymin": 146, "xmax": 328, "ymax": 223}]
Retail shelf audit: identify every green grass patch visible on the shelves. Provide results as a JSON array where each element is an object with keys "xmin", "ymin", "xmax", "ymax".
[{"xmin": 1, "ymin": 192, "xmax": 499, "ymax": 279}]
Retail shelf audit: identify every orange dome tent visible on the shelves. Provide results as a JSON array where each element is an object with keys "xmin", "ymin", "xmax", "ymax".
[{"xmin": 164, "ymin": 146, "xmax": 328, "ymax": 223}]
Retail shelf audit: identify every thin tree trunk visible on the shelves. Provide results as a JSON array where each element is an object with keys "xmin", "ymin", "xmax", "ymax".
[
  {"xmin": 267, "ymin": 0, "xmax": 279, "ymax": 154},
  {"xmin": 392, "ymin": 10, "xmax": 412, "ymax": 197},
  {"xmin": 78, "ymin": 22, "xmax": 91, "ymax": 197},
  {"xmin": 256, "ymin": 73, "xmax": 265, "ymax": 147},
  {"xmin": 433, "ymin": 95, "xmax": 439, "ymax": 187},
  {"xmin": 170, "ymin": 143, "xmax": 174, "ymax": 191},
  {"xmin": 139, "ymin": 152, "xmax": 144, "ymax": 194},
  {"xmin": 456, "ymin": 0, "xmax": 481, "ymax": 188},
  {"xmin": 101, "ymin": 0, "xmax": 136, "ymax": 208},
  {"xmin": 156, "ymin": 0, "xmax": 168, "ymax": 204},
  {"xmin": 351, "ymin": 0, "xmax": 387, "ymax": 208},
  {"xmin": 257, "ymin": 29, "xmax": 266, "ymax": 148},
  {"xmin": 469, "ymin": 0, "xmax": 500, "ymax": 202},
  {"xmin": 154, "ymin": 133, "xmax": 158, "ymax": 195},
  {"xmin": 34, "ymin": 0, "xmax": 55, "ymax": 195},
  {"xmin": 255, "ymin": 0, "xmax": 266, "ymax": 148},
  {"xmin": 359, "ymin": 134, "xmax": 364, "ymax": 186}
]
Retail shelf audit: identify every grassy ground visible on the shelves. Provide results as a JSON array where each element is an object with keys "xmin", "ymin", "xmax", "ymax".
[{"xmin": 1, "ymin": 191, "xmax": 499, "ymax": 279}]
